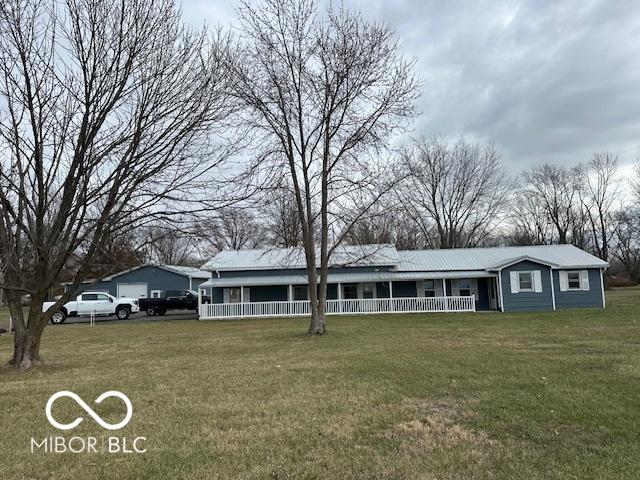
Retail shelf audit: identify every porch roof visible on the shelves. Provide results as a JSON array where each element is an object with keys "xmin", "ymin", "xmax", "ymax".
[{"xmin": 199, "ymin": 270, "xmax": 496, "ymax": 288}]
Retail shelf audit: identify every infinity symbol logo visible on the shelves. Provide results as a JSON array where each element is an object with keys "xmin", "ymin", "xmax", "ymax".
[{"xmin": 45, "ymin": 391, "xmax": 133, "ymax": 431}]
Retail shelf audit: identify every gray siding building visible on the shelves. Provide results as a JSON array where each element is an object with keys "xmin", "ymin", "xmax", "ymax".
[{"xmin": 65, "ymin": 265, "xmax": 211, "ymax": 299}]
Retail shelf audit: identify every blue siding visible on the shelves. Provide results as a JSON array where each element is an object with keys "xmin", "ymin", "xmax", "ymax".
[
  {"xmin": 217, "ymin": 266, "xmax": 394, "ymax": 278},
  {"xmin": 553, "ymin": 269, "xmax": 604, "ymax": 309},
  {"xmin": 65, "ymin": 266, "xmax": 206, "ymax": 298},
  {"xmin": 212, "ymin": 287, "xmax": 224, "ymax": 303},
  {"xmin": 250, "ymin": 285, "xmax": 288, "ymax": 302},
  {"xmin": 500, "ymin": 260, "xmax": 554, "ymax": 312}
]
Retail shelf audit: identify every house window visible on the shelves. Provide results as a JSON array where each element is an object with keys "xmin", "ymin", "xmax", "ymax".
[
  {"xmin": 424, "ymin": 279, "xmax": 436, "ymax": 297},
  {"xmin": 151, "ymin": 290, "xmax": 162, "ymax": 298},
  {"xmin": 567, "ymin": 271, "xmax": 582, "ymax": 290},
  {"xmin": 518, "ymin": 272, "xmax": 534, "ymax": 292},
  {"xmin": 200, "ymin": 289, "xmax": 207, "ymax": 296},
  {"xmin": 293, "ymin": 285, "xmax": 308, "ymax": 301},
  {"xmin": 342, "ymin": 284, "xmax": 358, "ymax": 299},
  {"xmin": 459, "ymin": 279, "xmax": 472, "ymax": 297},
  {"xmin": 225, "ymin": 287, "xmax": 241, "ymax": 303},
  {"xmin": 362, "ymin": 283, "xmax": 375, "ymax": 299}
]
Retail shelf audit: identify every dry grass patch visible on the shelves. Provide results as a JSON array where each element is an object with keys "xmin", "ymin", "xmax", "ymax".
[{"xmin": 391, "ymin": 399, "xmax": 492, "ymax": 451}]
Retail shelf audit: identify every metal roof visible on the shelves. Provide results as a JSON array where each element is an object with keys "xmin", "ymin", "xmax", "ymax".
[
  {"xmin": 200, "ymin": 270, "xmax": 496, "ymax": 288},
  {"xmin": 62, "ymin": 264, "xmax": 211, "ymax": 285},
  {"xmin": 201, "ymin": 244, "xmax": 399, "ymax": 271},
  {"xmin": 201, "ymin": 243, "xmax": 607, "ymax": 275},
  {"xmin": 160, "ymin": 265, "xmax": 211, "ymax": 279},
  {"xmin": 397, "ymin": 245, "xmax": 608, "ymax": 271}
]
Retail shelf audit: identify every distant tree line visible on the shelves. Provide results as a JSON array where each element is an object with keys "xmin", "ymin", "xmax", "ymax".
[{"xmin": 107, "ymin": 139, "xmax": 640, "ymax": 286}]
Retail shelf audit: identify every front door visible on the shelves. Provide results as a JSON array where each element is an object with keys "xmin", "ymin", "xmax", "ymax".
[{"xmin": 488, "ymin": 278, "xmax": 498, "ymax": 310}]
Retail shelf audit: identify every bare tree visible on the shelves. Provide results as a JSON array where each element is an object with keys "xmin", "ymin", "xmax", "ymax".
[
  {"xmin": 522, "ymin": 164, "xmax": 582, "ymax": 244},
  {"xmin": 579, "ymin": 153, "xmax": 619, "ymax": 260},
  {"xmin": 633, "ymin": 161, "xmax": 640, "ymax": 205},
  {"xmin": 507, "ymin": 192, "xmax": 554, "ymax": 246},
  {"xmin": 261, "ymin": 183, "xmax": 303, "ymax": 248},
  {"xmin": 397, "ymin": 137, "xmax": 512, "ymax": 249},
  {"xmin": 612, "ymin": 210, "xmax": 640, "ymax": 283},
  {"xmin": 345, "ymin": 201, "xmax": 427, "ymax": 249},
  {"xmin": 0, "ymin": 0, "xmax": 233, "ymax": 369},
  {"xmin": 229, "ymin": 0, "xmax": 419, "ymax": 334},
  {"xmin": 200, "ymin": 206, "xmax": 265, "ymax": 253},
  {"xmin": 140, "ymin": 226, "xmax": 201, "ymax": 266}
]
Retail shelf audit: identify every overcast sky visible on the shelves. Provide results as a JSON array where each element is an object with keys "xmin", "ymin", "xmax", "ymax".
[{"xmin": 182, "ymin": 0, "xmax": 640, "ymax": 172}]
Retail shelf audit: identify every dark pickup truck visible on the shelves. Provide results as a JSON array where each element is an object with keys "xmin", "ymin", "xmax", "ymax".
[{"xmin": 138, "ymin": 289, "xmax": 210, "ymax": 316}]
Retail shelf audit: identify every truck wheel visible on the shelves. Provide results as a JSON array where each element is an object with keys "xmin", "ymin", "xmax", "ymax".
[
  {"xmin": 146, "ymin": 307, "xmax": 157, "ymax": 316},
  {"xmin": 116, "ymin": 307, "xmax": 130, "ymax": 320},
  {"xmin": 158, "ymin": 309, "xmax": 166, "ymax": 316},
  {"xmin": 51, "ymin": 311, "xmax": 67, "ymax": 324}
]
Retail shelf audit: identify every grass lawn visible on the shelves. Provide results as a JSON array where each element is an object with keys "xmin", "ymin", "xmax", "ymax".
[{"xmin": 1, "ymin": 289, "xmax": 639, "ymax": 479}]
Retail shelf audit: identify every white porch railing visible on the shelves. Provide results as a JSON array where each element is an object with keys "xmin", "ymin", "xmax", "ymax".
[{"xmin": 199, "ymin": 296, "xmax": 475, "ymax": 319}]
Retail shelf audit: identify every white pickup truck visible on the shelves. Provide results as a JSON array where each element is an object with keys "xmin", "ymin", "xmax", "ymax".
[{"xmin": 43, "ymin": 292, "xmax": 140, "ymax": 324}]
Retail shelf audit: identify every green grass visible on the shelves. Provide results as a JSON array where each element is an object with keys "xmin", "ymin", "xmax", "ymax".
[
  {"xmin": 1, "ymin": 289, "xmax": 639, "ymax": 479},
  {"xmin": 0, "ymin": 305, "xmax": 11, "ymax": 331}
]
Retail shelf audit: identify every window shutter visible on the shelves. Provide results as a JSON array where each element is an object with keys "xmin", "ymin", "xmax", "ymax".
[
  {"xmin": 581, "ymin": 270, "xmax": 590, "ymax": 291},
  {"xmin": 470, "ymin": 278, "xmax": 479, "ymax": 300},
  {"xmin": 559, "ymin": 271, "xmax": 568, "ymax": 292},
  {"xmin": 451, "ymin": 279, "xmax": 460, "ymax": 296},
  {"xmin": 510, "ymin": 271, "xmax": 519, "ymax": 294},
  {"xmin": 533, "ymin": 270, "xmax": 543, "ymax": 293},
  {"xmin": 223, "ymin": 288, "xmax": 230, "ymax": 303},
  {"xmin": 416, "ymin": 281, "xmax": 424, "ymax": 297}
]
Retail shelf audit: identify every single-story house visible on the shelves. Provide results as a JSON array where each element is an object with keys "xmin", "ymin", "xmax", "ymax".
[
  {"xmin": 197, "ymin": 244, "xmax": 608, "ymax": 319},
  {"xmin": 64, "ymin": 264, "xmax": 211, "ymax": 299}
]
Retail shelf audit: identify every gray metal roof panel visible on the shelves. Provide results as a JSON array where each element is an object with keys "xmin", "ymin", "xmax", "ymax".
[
  {"xmin": 397, "ymin": 244, "xmax": 608, "ymax": 271},
  {"xmin": 201, "ymin": 244, "xmax": 399, "ymax": 271}
]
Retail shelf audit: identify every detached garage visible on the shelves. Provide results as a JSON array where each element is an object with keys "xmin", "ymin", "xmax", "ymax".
[{"xmin": 64, "ymin": 265, "xmax": 212, "ymax": 299}]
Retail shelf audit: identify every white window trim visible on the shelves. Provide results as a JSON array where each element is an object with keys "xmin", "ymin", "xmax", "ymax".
[
  {"xmin": 518, "ymin": 271, "xmax": 534, "ymax": 292},
  {"xmin": 150, "ymin": 290, "xmax": 163, "ymax": 298},
  {"xmin": 423, "ymin": 279, "xmax": 437, "ymax": 298},
  {"xmin": 566, "ymin": 270, "xmax": 582, "ymax": 290}
]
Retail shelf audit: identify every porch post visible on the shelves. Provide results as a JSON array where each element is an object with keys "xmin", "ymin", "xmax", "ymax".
[
  {"xmin": 443, "ymin": 278, "xmax": 449, "ymax": 312},
  {"xmin": 388, "ymin": 281, "xmax": 393, "ymax": 313},
  {"xmin": 240, "ymin": 286, "xmax": 244, "ymax": 318},
  {"xmin": 337, "ymin": 282, "xmax": 342, "ymax": 313},
  {"xmin": 198, "ymin": 286, "xmax": 202, "ymax": 318}
]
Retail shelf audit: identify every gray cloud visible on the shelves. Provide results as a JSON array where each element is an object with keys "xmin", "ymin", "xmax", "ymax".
[{"xmin": 182, "ymin": 0, "xmax": 640, "ymax": 171}]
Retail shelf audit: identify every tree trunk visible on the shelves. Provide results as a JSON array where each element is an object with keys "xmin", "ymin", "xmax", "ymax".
[
  {"xmin": 5, "ymin": 297, "xmax": 48, "ymax": 371},
  {"xmin": 308, "ymin": 306, "xmax": 326, "ymax": 335},
  {"xmin": 8, "ymin": 328, "xmax": 44, "ymax": 370}
]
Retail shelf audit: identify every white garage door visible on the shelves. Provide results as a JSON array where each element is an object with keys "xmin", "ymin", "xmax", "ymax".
[{"xmin": 117, "ymin": 283, "xmax": 148, "ymax": 298}]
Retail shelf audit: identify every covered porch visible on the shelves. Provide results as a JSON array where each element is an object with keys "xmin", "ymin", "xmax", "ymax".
[{"xmin": 198, "ymin": 272, "xmax": 500, "ymax": 319}]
